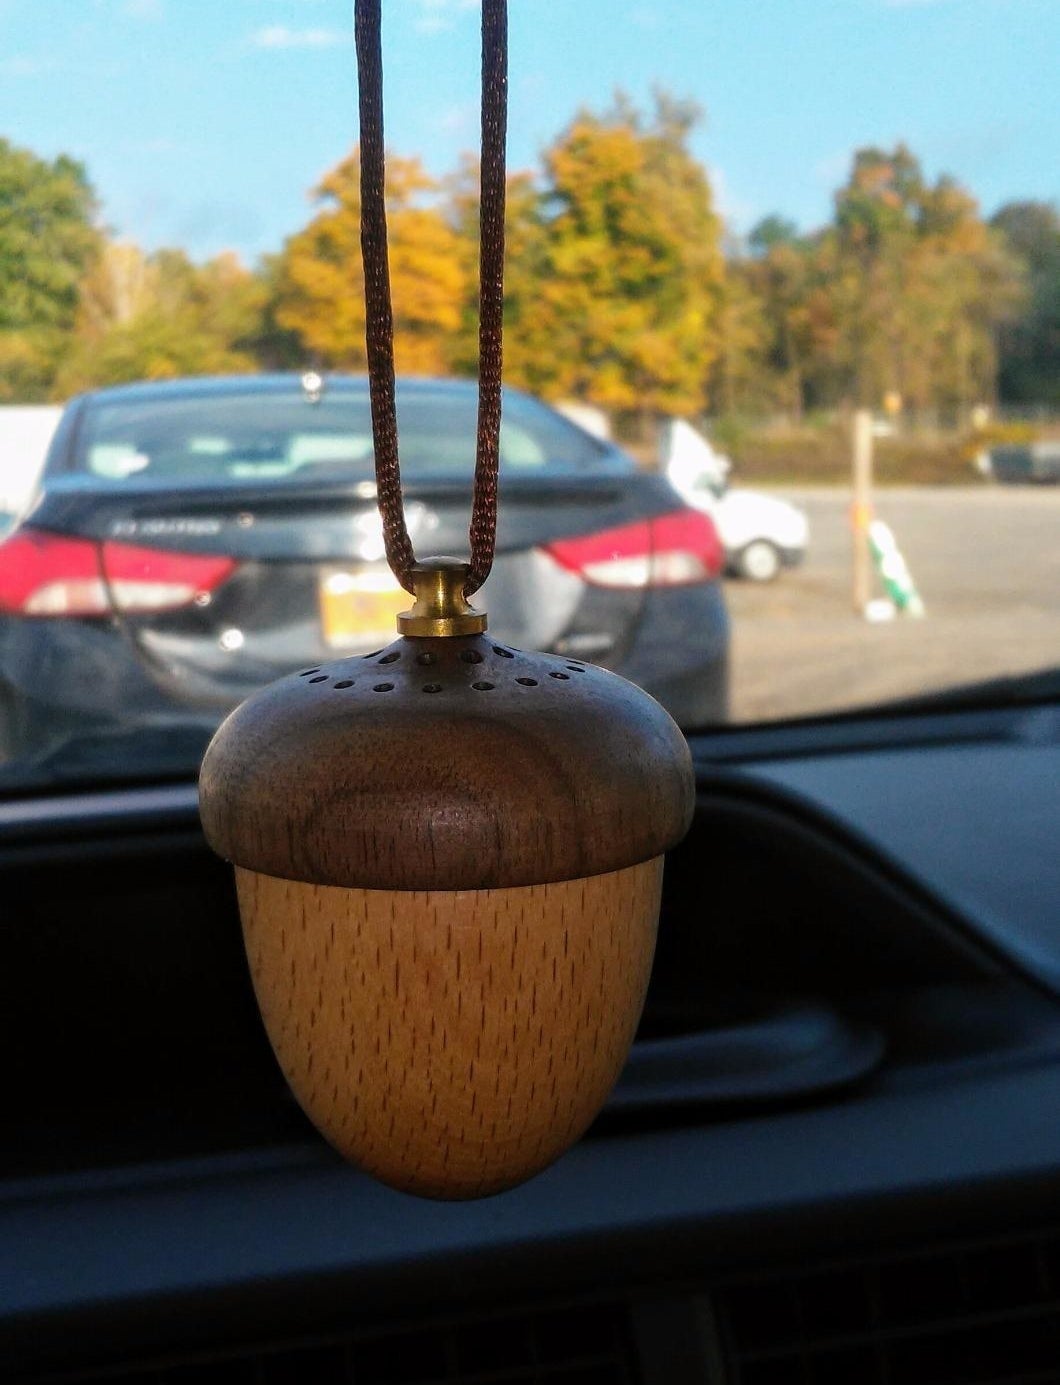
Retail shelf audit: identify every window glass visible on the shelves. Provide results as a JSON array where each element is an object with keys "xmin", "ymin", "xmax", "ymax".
[
  {"xmin": 0, "ymin": 3, "xmax": 1055, "ymax": 793},
  {"xmin": 71, "ymin": 386, "xmax": 607, "ymax": 485},
  {"xmin": 78, "ymin": 394, "xmax": 375, "ymax": 482}
]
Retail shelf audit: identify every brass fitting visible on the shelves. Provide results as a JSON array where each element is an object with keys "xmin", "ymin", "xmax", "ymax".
[{"xmin": 397, "ymin": 558, "xmax": 487, "ymax": 637}]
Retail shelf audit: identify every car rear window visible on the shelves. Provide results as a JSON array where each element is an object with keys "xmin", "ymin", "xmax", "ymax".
[{"xmin": 71, "ymin": 384, "xmax": 610, "ymax": 483}]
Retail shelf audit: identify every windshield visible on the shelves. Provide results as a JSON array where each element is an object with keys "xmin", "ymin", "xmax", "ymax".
[
  {"xmin": 0, "ymin": 2, "xmax": 1056, "ymax": 794},
  {"xmin": 70, "ymin": 383, "xmax": 610, "ymax": 484}
]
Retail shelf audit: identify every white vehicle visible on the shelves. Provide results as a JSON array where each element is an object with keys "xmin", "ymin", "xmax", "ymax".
[
  {"xmin": 661, "ymin": 419, "xmax": 809, "ymax": 582},
  {"xmin": 0, "ymin": 405, "xmax": 61, "ymax": 533}
]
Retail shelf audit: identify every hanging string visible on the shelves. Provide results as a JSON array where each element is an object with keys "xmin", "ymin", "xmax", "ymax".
[{"xmin": 354, "ymin": 0, "xmax": 508, "ymax": 597}]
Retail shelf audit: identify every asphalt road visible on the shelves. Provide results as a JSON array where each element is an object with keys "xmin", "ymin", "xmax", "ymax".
[{"xmin": 725, "ymin": 486, "xmax": 1060, "ymax": 724}]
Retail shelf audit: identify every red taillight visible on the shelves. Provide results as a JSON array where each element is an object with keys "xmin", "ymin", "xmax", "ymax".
[
  {"xmin": 0, "ymin": 531, "xmax": 104, "ymax": 616},
  {"xmin": 544, "ymin": 509, "xmax": 723, "ymax": 589},
  {"xmin": 101, "ymin": 540, "xmax": 237, "ymax": 613},
  {"xmin": 0, "ymin": 528, "xmax": 236, "ymax": 617}
]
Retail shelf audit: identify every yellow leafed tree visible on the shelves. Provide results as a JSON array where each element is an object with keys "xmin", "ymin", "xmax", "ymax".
[
  {"xmin": 274, "ymin": 152, "xmax": 466, "ymax": 376},
  {"xmin": 511, "ymin": 92, "xmax": 725, "ymax": 416}
]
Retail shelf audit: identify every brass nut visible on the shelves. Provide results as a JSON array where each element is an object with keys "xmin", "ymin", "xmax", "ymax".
[{"xmin": 397, "ymin": 557, "xmax": 487, "ymax": 637}]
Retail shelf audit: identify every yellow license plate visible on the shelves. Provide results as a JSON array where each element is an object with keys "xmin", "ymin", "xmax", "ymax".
[{"xmin": 318, "ymin": 567, "xmax": 407, "ymax": 649}]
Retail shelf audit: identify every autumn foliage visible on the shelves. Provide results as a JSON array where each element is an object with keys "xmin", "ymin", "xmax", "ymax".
[
  {"xmin": 0, "ymin": 103, "xmax": 1055, "ymax": 421},
  {"xmin": 508, "ymin": 95, "xmax": 723, "ymax": 415},
  {"xmin": 273, "ymin": 153, "xmax": 466, "ymax": 376}
]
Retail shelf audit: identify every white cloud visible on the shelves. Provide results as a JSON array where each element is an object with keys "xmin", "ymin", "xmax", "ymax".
[
  {"xmin": 123, "ymin": 0, "xmax": 163, "ymax": 18},
  {"xmin": 0, "ymin": 55, "xmax": 53, "ymax": 77},
  {"xmin": 815, "ymin": 149, "xmax": 855, "ymax": 188},
  {"xmin": 879, "ymin": 0, "xmax": 1002, "ymax": 7},
  {"xmin": 707, "ymin": 164, "xmax": 757, "ymax": 234},
  {"xmin": 129, "ymin": 137, "xmax": 184, "ymax": 154},
  {"xmin": 251, "ymin": 24, "xmax": 349, "ymax": 49},
  {"xmin": 439, "ymin": 101, "xmax": 475, "ymax": 134},
  {"xmin": 413, "ymin": 0, "xmax": 479, "ymax": 36},
  {"xmin": 629, "ymin": 6, "xmax": 662, "ymax": 29}
]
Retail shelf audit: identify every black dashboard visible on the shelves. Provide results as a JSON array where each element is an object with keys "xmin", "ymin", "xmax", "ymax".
[{"xmin": 2, "ymin": 698, "xmax": 1059, "ymax": 1384}]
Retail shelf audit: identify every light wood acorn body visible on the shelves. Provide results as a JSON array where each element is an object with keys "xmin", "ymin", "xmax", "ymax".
[
  {"xmin": 237, "ymin": 860, "xmax": 661, "ymax": 1198},
  {"xmin": 200, "ymin": 595, "xmax": 693, "ymax": 1199}
]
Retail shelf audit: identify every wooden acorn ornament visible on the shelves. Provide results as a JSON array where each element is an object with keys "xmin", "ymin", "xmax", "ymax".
[
  {"xmin": 199, "ymin": 558, "xmax": 693, "ymax": 1198},
  {"xmin": 199, "ymin": 0, "xmax": 693, "ymax": 1198}
]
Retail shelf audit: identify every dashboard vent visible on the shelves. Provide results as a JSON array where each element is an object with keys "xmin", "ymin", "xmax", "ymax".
[
  {"xmin": 21, "ymin": 1228, "xmax": 1060, "ymax": 1385},
  {"xmin": 717, "ymin": 1227, "xmax": 1060, "ymax": 1384},
  {"xmin": 29, "ymin": 1301, "xmax": 637, "ymax": 1385}
]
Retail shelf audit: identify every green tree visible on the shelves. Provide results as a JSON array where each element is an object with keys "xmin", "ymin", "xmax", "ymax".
[
  {"xmin": 709, "ymin": 256, "xmax": 770, "ymax": 417},
  {"xmin": 57, "ymin": 243, "xmax": 266, "ymax": 392},
  {"xmin": 748, "ymin": 216, "xmax": 800, "ymax": 255},
  {"xmin": 822, "ymin": 145, "xmax": 1019, "ymax": 416},
  {"xmin": 510, "ymin": 91, "xmax": 724, "ymax": 416},
  {"xmin": 273, "ymin": 151, "xmax": 466, "ymax": 375},
  {"xmin": 991, "ymin": 201, "xmax": 1060, "ymax": 406},
  {"xmin": 249, "ymin": 252, "xmax": 305, "ymax": 370},
  {"xmin": 444, "ymin": 154, "xmax": 545, "ymax": 388},
  {"xmin": 741, "ymin": 218, "xmax": 835, "ymax": 418},
  {"xmin": 0, "ymin": 138, "xmax": 100, "ymax": 399}
]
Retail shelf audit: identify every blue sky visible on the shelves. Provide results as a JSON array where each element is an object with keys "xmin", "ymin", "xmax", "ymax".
[{"xmin": 1, "ymin": 0, "xmax": 1057, "ymax": 264}]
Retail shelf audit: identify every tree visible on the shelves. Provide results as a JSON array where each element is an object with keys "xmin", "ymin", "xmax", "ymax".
[
  {"xmin": 748, "ymin": 216, "xmax": 800, "ymax": 256},
  {"xmin": 273, "ymin": 152, "xmax": 466, "ymax": 375},
  {"xmin": 739, "ymin": 218, "xmax": 835, "ymax": 419},
  {"xmin": 509, "ymin": 91, "xmax": 724, "ymax": 416},
  {"xmin": 822, "ymin": 145, "xmax": 1019, "ymax": 416},
  {"xmin": 57, "ymin": 243, "xmax": 267, "ymax": 392},
  {"xmin": 0, "ymin": 138, "xmax": 100, "ymax": 399},
  {"xmin": 991, "ymin": 202, "xmax": 1060, "ymax": 406},
  {"xmin": 444, "ymin": 154, "xmax": 545, "ymax": 388},
  {"xmin": 709, "ymin": 257, "xmax": 770, "ymax": 417}
]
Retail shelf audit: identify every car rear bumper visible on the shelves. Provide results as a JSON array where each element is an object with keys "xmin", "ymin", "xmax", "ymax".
[
  {"xmin": 606, "ymin": 582, "xmax": 730, "ymax": 727},
  {"xmin": 0, "ymin": 618, "xmax": 222, "ymax": 783},
  {"xmin": 0, "ymin": 580, "xmax": 729, "ymax": 785}
]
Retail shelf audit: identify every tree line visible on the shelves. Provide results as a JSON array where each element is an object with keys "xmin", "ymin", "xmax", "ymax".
[{"xmin": 1, "ymin": 93, "xmax": 1056, "ymax": 417}]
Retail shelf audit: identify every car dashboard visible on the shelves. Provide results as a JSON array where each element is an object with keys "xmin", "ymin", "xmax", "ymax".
[{"xmin": 2, "ymin": 697, "xmax": 1059, "ymax": 1385}]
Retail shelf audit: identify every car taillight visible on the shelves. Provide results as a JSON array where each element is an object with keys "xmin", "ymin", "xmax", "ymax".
[
  {"xmin": 544, "ymin": 509, "xmax": 723, "ymax": 588},
  {"xmin": 101, "ymin": 540, "xmax": 237, "ymax": 613},
  {"xmin": 0, "ymin": 528, "xmax": 236, "ymax": 616}
]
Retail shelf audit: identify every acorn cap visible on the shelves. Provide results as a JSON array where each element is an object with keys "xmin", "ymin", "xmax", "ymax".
[{"xmin": 198, "ymin": 631, "xmax": 694, "ymax": 893}]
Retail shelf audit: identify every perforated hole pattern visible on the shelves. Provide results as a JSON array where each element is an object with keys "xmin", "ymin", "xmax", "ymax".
[{"xmin": 296, "ymin": 645, "xmax": 590, "ymax": 697}]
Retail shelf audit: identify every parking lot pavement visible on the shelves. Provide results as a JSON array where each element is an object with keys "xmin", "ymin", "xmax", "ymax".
[{"xmin": 725, "ymin": 486, "xmax": 1060, "ymax": 725}]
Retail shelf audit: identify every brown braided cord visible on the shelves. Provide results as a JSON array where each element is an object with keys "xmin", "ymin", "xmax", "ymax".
[
  {"xmin": 354, "ymin": 0, "xmax": 507, "ymax": 598},
  {"xmin": 466, "ymin": 0, "xmax": 507, "ymax": 594},
  {"xmin": 354, "ymin": 0, "xmax": 416, "ymax": 591}
]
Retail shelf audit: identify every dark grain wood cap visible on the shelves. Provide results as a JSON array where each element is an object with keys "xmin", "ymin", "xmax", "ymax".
[{"xmin": 199, "ymin": 635, "xmax": 694, "ymax": 891}]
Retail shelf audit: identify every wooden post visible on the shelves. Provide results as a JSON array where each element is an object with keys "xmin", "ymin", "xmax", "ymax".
[{"xmin": 852, "ymin": 409, "xmax": 873, "ymax": 615}]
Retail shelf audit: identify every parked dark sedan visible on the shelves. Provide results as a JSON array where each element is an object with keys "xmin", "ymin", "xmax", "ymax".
[{"xmin": 0, "ymin": 374, "xmax": 729, "ymax": 786}]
